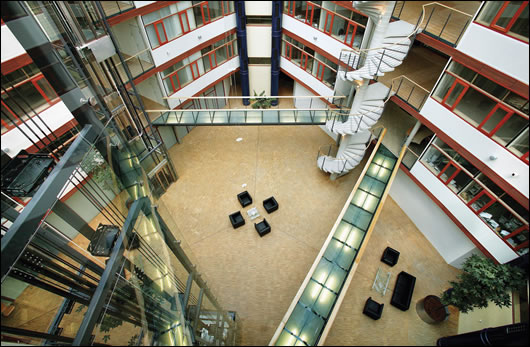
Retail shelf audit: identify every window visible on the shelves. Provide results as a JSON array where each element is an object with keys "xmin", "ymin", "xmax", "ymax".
[
  {"xmin": 284, "ymin": 1, "xmax": 366, "ymax": 48},
  {"xmin": 476, "ymin": 1, "xmax": 529, "ymax": 42},
  {"xmin": 281, "ymin": 34, "xmax": 338, "ymax": 88}
]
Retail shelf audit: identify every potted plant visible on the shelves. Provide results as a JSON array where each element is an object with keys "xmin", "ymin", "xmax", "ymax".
[
  {"xmin": 417, "ymin": 254, "xmax": 527, "ymax": 323},
  {"xmin": 250, "ymin": 90, "xmax": 274, "ymax": 109}
]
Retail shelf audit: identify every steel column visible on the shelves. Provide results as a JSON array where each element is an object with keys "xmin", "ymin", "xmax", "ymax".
[
  {"xmin": 270, "ymin": 1, "xmax": 283, "ymax": 106},
  {"xmin": 235, "ymin": 1, "xmax": 250, "ymax": 105}
]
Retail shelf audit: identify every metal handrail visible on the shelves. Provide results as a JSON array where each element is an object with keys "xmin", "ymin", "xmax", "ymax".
[
  {"xmin": 163, "ymin": 95, "xmax": 346, "ymax": 99},
  {"xmin": 389, "ymin": 75, "xmax": 431, "ymax": 110}
]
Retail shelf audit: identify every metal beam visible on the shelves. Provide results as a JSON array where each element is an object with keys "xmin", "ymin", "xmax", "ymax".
[
  {"xmin": 72, "ymin": 197, "xmax": 145, "ymax": 345},
  {"xmin": 1, "ymin": 125, "xmax": 96, "ymax": 281}
]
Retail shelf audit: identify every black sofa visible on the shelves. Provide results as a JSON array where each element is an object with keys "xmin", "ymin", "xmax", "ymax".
[{"xmin": 390, "ymin": 271, "xmax": 416, "ymax": 311}]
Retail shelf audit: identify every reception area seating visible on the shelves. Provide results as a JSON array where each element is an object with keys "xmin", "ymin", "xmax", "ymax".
[
  {"xmin": 229, "ymin": 211, "xmax": 245, "ymax": 229},
  {"xmin": 263, "ymin": 196, "xmax": 279, "ymax": 214},
  {"xmin": 255, "ymin": 219, "xmax": 271, "ymax": 237},
  {"xmin": 381, "ymin": 247, "xmax": 400, "ymax": 267},
  {"xmin": 237, "ymin": 191, "xmax": 253, "ymax": 207}
]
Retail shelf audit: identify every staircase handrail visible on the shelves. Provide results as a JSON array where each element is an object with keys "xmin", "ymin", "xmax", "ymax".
[{"xmin": 340, "ymin": 1, "xmax": 473, "ymax": 57}]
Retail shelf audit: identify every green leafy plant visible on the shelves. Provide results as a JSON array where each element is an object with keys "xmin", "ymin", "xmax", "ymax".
[
  {"xmin": 80, "ymin": 149, "xmax": 119, "ymax": 194},
  {"xmin": 250, "ymin": 90, "xmax": 274, "ymax": 109},
  {"xmin": 440, "ymin": 254, "xmax": 527, "ymax": 314}
]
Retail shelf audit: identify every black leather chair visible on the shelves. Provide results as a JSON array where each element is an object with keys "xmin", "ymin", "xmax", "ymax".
[
  {"xmin": 363, "ymin": 297, "xmax": 384, "ymax": 320},
  {"xmin": 255, "ymin": 218, "xmax": 271, "ymax": 237},
  {"xmin": 229, "ymin": 211, "xmax": 245, "ymax": 229},
  {"xmin": 381, "ymin": 247, "xmax": 400, "ymax": 267},
  {"xmin": 263, "ymin": 196, "xmax": 279, "ymax": 214},
  {"xmin": 237, "ymin": 191, "xmax": 253, "ymax": 207}
]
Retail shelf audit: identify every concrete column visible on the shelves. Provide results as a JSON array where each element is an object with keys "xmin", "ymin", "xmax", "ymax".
[{"xmin": 403, "ymin": 120, "xmax": 422, "ymax": 147}]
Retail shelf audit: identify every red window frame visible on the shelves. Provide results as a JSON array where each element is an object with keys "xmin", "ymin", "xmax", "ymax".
[
  {"xmin": 477, "ymin": 103, "xmax": 514, "ymax": 136},
  {"xmin": 200, "ymin": 2, "xmax": 211, "ymax": 24},
  {"xmin": 323, "ymin": 10, "xmax": 334, "ymax": 35},
  {"xmin": 300, "ymin": 51, "xmax": 309, "ymax": 70},
  {"xmin": 153, "ymin": 19, "xmax": 169, "ymax": 46},
  {"xmin": 178, "ymin": 10, "xmax": 191, "ymax": 34},
  {"xmin": 522, "ymin": 151, "xmax": 529, "ymax": 163},
  {"xmin": 344, "ymin": 21, "xmax": 358, "ymax": 47},
  {"xmin": 190, "ymin": 61, "xmax": 200, "ymax": 80},
  {"xmin": 490, "ymin": 1, "xmax": 528, "ymax": 33},
  {"xmin": 305, "ymin": 2, "xmax": 315, "ymax": 24},
  {"xmin": 467, "ymin": 189, "xmax": 496, "ymax": 214},
  {"xmin": 286, "ymin": 1, "xmax": 295, "ymax": 17},
  {"xmin": 227, "ymin": 43, "xmax": 234, "ymax": 58},
  {"xmin": 284, "ymin": 42, "xmax": 293, "ymax": 60},
  {"xmin": 437, "ymin": 161, "xmax": 461, "ymax": 185},
  {"xmin": 208, "ymin": 51, "xmax": 218, "ymax": 69},
  {"xmin": 316, "ymin": 62, "xmax": 326, "ymax": 81},
  {"xmin": 441, "ymin": 78, "xmax": 469, "ymax": 110}
]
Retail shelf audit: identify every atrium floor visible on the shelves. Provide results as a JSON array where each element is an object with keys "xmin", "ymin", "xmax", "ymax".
[{"xmin": 163, "ymin": 125, "xmax": 461, "ymax": 345}]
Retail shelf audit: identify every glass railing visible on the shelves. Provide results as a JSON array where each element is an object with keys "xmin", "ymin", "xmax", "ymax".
[
  {"xmin": 271, "ymin": 131, "xmax": 409, "ymax": 346},
  {"xmin": 150, "ymin": 95, "xmax": 348, "ymax": 126},
  {"xmin": 402, "ymin": 146, "xmax": 421, "ymax": 170},
  {"xmin": 113, "ymin": 48, "xmax": 155, "ymax": 81},
  {"xmin": 392, "ymin": 1, "xmax": 475, "ymax": 47},
  {"xmin": 390, "ymin": 75, "xmax": 431, "ymax": 111}
]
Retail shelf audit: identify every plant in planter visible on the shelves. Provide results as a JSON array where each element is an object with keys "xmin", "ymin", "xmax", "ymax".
[
  {"xmin": 440, "ymin": 254, "xmax": 527, "ymax": 314},
  {"xmin": 250, "ymin": 90, "xmax": 274, "ymax": 109},
  {"xmin": 417, "ymin": 254, "xmax": 526, "ymax": 324}
]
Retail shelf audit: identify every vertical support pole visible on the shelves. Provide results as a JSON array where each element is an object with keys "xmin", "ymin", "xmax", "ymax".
[
  {"xmin": 235, "ymin": 1, "xmax": 250, "ymax": 105},
  {"xmin": 403, "ymin": 120, "xmax": 422, "ymax": 147},
  {"xmin": 270, "ymin": 1, "xmax": 283, "ymax": 106}
]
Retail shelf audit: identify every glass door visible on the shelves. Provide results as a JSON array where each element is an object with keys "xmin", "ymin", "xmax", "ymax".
[
  {"xmin": 467, "ymin": 189, "xmax": 495, "ymax": 214},
  {"xmin": 190, "ymin": 61, "xmax": 200, "ymax": 80},
  {"xmin": 345, "ymin": 21, "xmax": 357, "ymax": 47},
  {"xmin": 316, "ymin": 62, "xmax": 326, "ymax": 81},
  {"xmin": 478, "ymin": 103, "xmax": 513, "ymax": 136},
  {"xmin": 300, "ymin": 51, "xmax": 309, "ymax": 71},
  {"xmin": 323, "ymin": 11, "xmax": 334, "ymax": 35},
  {"xmin": 438, "ymin": 162, "xmax": 460, "ymax": 184},
  {"xmin": 179, "ymin": 10, "xmax": 191, "ymax": 34},
  {"xmin": 441, "ymin": 78, "xmax": 468, "ymax": 110},
  {"xmin": 305, "ymin": 2, "xmax": 315, "ymax": 25}
]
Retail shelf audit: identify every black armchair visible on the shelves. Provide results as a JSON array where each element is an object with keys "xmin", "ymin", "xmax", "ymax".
[
  {"xmin": 229, "ymin": 211, "xmax": 245, "ymax": 229},
  {"xmin": 263, "ymin": 196, "xmax": 279, "ymax": 214},
  {"xmin": 381, "ymin": 247, "xmax": 400, "ymax": 267},
  {"xmin": 237, "ymin": 191, "xmax": 253, "ymax": 207},
  {"xmin": 363, "ymin": 297, "xmax": 384, "ymax": 320},
  {"xmin": 255, "ymin": 219, "xmax": 271, "ymax": 237}
]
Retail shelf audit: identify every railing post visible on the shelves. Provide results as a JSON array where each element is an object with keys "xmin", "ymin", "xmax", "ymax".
[
  {"xmin": 395, "ymin": 77, "xmax": 404, "ymax": 96},
  {"xmin": 455, "ymin": 19, "xmax": 470, "ymax": 46},
  {"xmin": 439, "ymin": 12, "xmax": 452, "ymax": 38},
  {"xmin": 407, "ymin": 85, "xmax": 415, "ymax": 103},
  {"xmin": 424, "ymin": 7, "xmax": 436, "ymax": 32},
  {"xmin": 376, "ymin": 49, "xmax": 386, "ymax": 77}
]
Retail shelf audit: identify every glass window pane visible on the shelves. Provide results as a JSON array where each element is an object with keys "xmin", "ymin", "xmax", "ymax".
[
  {"xmin": 459, "ymin": 180, "xmax": 484, "ymax": 202},
  {"xmin": 447, "ymin": 62, "xmax": 477, "ymax": 82},
  {"xmin": 508, "ymin": 128, "xmax": 529, "ymax": 157},
  {"xmin": 504, "ymin": 92, "xmax": 529, "ymax": 115},
  {"xmin": 454, "ymin": 88, "xmax": 497, "ymax": 126},
  {"xmin": 494, "ymin": 1, "xmax": 523, "ymax": 29},
  {"xmin": 492, "ymin": 114, "xmax": 528, "ymax": 145},
  {"xmin": 476, "ymin": 173, "xmax": 504, "ymax": 196},
  {"xmin": 447, "ymin": 170, "xmax": 473, "ymax": 193},
  {"xmin": 440, "ymin": 164, "xmax": 458, "ymax": 182},
  {"xmin": 145, "ymin": 24, "xmax": 160, "ymax": 48},
  {"xmin": 476, "ymin": 1, "xmax": 504, "ymax": 25},
  {"xmin": 163, "ymin": 16, "xmax": 181, "ymax": 40},
  {"xmin": 421, "ymin": 146, "xmax": 448, "ymax": 175},
  {"xmin": 209, "ymin": 1, "xmax": 222, "ymax": 19},
  {"xmin": 473, "ymin": 75, "xmax": 507, "ymax": 99},
  {"xmin": 481, "ymin": 106, "xmax": 510, "ymax": 133},
  {"xmin": 509, "ymin": 5, "xmax": 529, "ymax": 39},
  {"xmin": 433, "ymin": 74, "xmax": 456, "ymax": 102}
]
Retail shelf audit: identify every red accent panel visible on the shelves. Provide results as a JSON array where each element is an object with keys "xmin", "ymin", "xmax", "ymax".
[
  {"xmin": 280, "ymin": 68, "xmax": 336, "ymax": 108},
  {"xmin": 391, "ymin": 95, "xmax": 529, "ymax": 210},
  {"xmin": 1, "ymin": 54, "xmax": 33, "ymax": 75},
  {"xmin": 399, "ymin": 164, "xmax": 499, "ymax": 263},
  {"xmin": 129, "ymin": 28, "xmax": 237, "ymax": 87},
  {"xmin": 416, "ymin": 33, "xmax": 529, "ymax": 99},
  {"xmin": 282, "ymin": 29, "xmax": 340, "ymax": 65},
  {"xmin": 107, "ymin": 1, "xmax": 179, "ymax": 26}
]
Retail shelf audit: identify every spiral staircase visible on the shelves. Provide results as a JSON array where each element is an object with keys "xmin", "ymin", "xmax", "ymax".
[{"xmin": 317, "ymin": 1, "xmax": 417, "ymax": 176}]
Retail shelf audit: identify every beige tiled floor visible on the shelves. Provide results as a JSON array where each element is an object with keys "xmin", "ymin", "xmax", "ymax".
[{"xmin": 161, "ymin": 125, "xmax": 462, "ymax": 345}]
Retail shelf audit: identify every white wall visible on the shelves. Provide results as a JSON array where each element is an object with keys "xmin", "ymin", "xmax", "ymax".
[
  {"xmin": 390, "ymin": 169, "xmax": 478, "ymax": 268},
  {"xmin": 457, "ymin": 22, "xmax": 529, "ymax": 85},
  {"xmin": 408, "ymin": 163, "xmax": 518, "ymax": 264},
  {"xmin": 1, "ymin": 102, "xmax": 75, "ymax": 158},
  {"xmin": 133, "ymin": 1, "xmax": 155, "ymax": 8},
  {"xmin": 245, "ymin": 1, "xmax": 272, "ymax": 16},
  {"xmin": 136, "ymin": 74, "xmax": 166, "ymax": 107},
  {"xmin": 249, "ymin": 65, "xmax": 271, "ymax": 95},
  {"xmin": 1, "ymin": 24, "xmax": 26, "ymax": 63},
  {"xmin": 111, "ymin": 17, "xmax": 147, "ymax": 57},
  {"xmin": 420, "ymin": 98, "xmax": 529, "ymax": 200},
  {"xmin": 282, "ymin": 15, "xmax": 351, "ymax": 59},
  {"xmin": 247, "ymin": 25, "xmax": 272, "ymax": 57},
  {"xmin": 149, "ymin": 14, "xmax": 236, "ymax": 67},
  {"xmin": 167, "ymin": 56, "xmax": 239, "ymax": 109}
]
